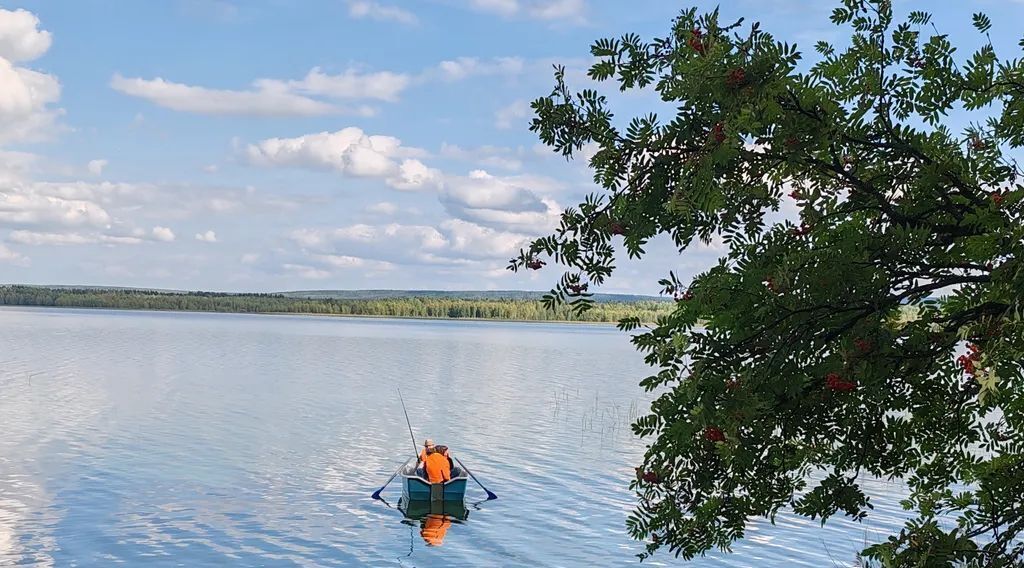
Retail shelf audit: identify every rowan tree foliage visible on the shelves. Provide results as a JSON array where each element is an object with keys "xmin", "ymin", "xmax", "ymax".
[{"xmin": 509, "ymin": 1, "xmax": 1023, "ymax": 565}]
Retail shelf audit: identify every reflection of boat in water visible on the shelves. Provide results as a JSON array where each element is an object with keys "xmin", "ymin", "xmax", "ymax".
[
  {"xmin": 400, "ymin": 462, "xmax": 468, "ymax": 502},
  {"xmin": 399, "ymin": 498, "xmax": 469, "ymax": 521},
  {"xmin": 399, "ymin": 498, "xmax": 468, "ymax": 547}
]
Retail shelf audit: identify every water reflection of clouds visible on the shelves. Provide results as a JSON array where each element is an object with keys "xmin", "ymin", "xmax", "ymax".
[
  {"xmin": 1, "ymin": 308, "xmax": 949, "ymax": 566},
  {"xmin": 1, "ymin": 315, "xmax": 124, "ymax": 565}
]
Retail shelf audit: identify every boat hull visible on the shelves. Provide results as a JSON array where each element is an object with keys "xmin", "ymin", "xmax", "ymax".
[{"xmin": 400, "ymin": 463, "xmax": 468, "ymax": 502}]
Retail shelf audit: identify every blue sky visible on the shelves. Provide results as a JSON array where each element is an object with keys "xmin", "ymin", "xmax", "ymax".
[{"xmin": 2, "ymin": 0, "xmax": 1023, "ymax": 293}]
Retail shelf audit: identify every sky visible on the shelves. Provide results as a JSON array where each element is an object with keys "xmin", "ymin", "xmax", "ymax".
[{"xmin": 2, "ymin": 0, "xmax": 1023, "ymax": 293}]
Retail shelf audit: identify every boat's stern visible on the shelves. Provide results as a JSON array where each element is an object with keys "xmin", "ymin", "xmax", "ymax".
[{"xmin": 400, "ymin": 464, "xmax": 469, "ymax": 502}]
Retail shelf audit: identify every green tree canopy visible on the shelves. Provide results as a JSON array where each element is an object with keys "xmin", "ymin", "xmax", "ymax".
[{"xmin": 510, "ymin": 1, "xmax": 1023, "ymax": 565}]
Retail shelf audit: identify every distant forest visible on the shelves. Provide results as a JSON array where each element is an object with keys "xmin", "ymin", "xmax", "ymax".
[
  {"xmin": 0, "ymin": 286, "xmax": 674, "ymax": 323},
  {"xmin": 281, "ymin": 289, "xmax": 664, "ymax": 303}
]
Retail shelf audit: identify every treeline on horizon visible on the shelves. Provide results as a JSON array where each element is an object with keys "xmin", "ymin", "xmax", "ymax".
[{"xmin": 0, "ymin": 286, "xmax": 674, "ymax": 323}]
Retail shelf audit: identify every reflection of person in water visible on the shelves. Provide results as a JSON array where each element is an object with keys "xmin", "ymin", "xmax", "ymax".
[{"xmin": 419, "ymin": 514, "xmax": 452, "ymax": 546}]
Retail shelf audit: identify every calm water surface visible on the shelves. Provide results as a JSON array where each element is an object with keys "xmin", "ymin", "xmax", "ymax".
[{"xmin": 1, "ymin": 307, "xmax": 915, "ymax": 566}]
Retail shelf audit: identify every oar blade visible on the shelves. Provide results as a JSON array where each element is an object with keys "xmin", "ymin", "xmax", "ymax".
[
  {"xmin": 454, "ymin": 455, "xmax": 497, "ymax": 500},
  {"xmin": 371, "ymin": 457, "xmax": 412, "ymax": 500}
]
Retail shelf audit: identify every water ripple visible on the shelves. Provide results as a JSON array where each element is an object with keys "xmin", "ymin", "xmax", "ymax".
[{"xmin": 0, "ymin": 307, "xmax": 921, "ymax": 566}]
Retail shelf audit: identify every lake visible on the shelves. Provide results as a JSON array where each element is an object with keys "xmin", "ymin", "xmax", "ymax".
[{"xmin": 0, "ymin": 307, "xmax": 915, "ymax": 566}]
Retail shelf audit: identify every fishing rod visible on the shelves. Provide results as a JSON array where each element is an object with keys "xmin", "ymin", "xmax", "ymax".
[
  {"xmin": 372, "ymin": 388, "xmax": 419, "ymax": 500},
  {"xmin": 372, "ymin": 389, "xmax": 419, "ymax": 500},
  {"xmin": 397, "ymin": 388, "xmax": 419, "ymax": 458}
]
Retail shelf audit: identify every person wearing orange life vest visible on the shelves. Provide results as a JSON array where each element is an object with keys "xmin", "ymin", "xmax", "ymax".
[
  {"xmin": 418, "ymin": 438, "xmax": 435, "ymax": 465},
  {"xmin": 439, "ymin": 445, "xmax": 454, "ymax": 472},
  {"xmin": 423, "ymin": 445, "xmax": 451, "ymax": 483}
]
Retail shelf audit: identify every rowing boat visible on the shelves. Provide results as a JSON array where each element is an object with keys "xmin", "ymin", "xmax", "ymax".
[{"xmin": 400, "ymin": 462, "xmax": 468, "ymax": 502}]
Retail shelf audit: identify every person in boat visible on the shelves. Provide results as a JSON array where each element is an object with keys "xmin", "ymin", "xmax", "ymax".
[
  {"xmin": 423, "ymin": 445, "xmax": 451, "ymax": 484},
  {"xmin": 439, "ymin": 445, "xmax": 455, "ymax": 473},
  {"xmin": 418, "ymin": 438, "xmax": 435, "ymax": 465}
]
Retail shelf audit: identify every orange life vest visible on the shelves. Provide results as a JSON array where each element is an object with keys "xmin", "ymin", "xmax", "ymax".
[{"xmin": 424, "ymin": 452, "xmax": 451, "ymax": 483}]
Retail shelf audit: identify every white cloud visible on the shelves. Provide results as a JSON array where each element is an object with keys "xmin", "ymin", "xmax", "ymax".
[
  {"xmin": 1, "ymin": 179, "xmax": 291, "ymax": 229},
  {"xmin": 0, "ymin": 175, "xmax": 298, "ymax": 267},
  {"xmin": 290, "ymin": 223, "xmax": 464, "ymax": 267},
  {"xmin": 467, "ymin": 0, "xmax": 588, "ymax": 23},
  {"xmin": 495, "ymin": 99, "xmax": 530, "ymax": 130},
  {"xmin": 424, "ymin": 55, "xmax": 592, "ymax": 85},
  {"xmin": 111, "ymin": 54, "xmax": 569, "ymax": 119},
  {"xmin": 195, "ymin": 230, "xmax": 217, "ymax": 242},
  {"xmin": 282, "ymin": 263, "xmax": 331, "ymax": 279},
  {"xmin": 451, "ymin": 196, "xmax": 561, "ymax": 235},
  {"xmin": 578, "ymin": 141, "xmax": 601, "ymax": 163},
  {"xmin": 7, "ymin": 230, "xmax": 144, "ymax": 246},
  {"xmin": 206, "ymin": 197, "xmax": 237, "ymax": 212},
  {"xmin": 0, "ymin": 150, "xmax": 36, "ymax": 182},
  {"xmin": 389, "ymin": 158, "xmax": 442, "ymax": 190},
  {"xmin": 0, "ymin": 242, "xmax": 28, "ymax": 265},
  {"xmin": 8, "ymin": 179, "xmax": 314, "ymax": 228},
  {"xmin": 440, "ymin": 169, "xmax": 562, "ymax": 234},
  {"xmin": 271, "ymin": 67, "xmax": 410, "ymax": 102},
  {"xmin": 469, "ymin": 0, "xmax": 519, "ymax": 17},
  {"xmin": 110, "ymin": 74, "xmax": 348, "ymax": 117},
  {"xmin": 440, "ymin": 218, "xmax": 531, "ymax": 258},
  {"xmin": 0, "ymin": 17, "xmax": 60, "ymax": 152},
  {"xmin": 480, "ymin": 155, "xmax": 522, "ymax": 170},
  {"xmin": 0, "ymin": 177, "xmax": 255, "ymax": 252},
  {"xmin": 245, "ymin": 127, "xmax": 440, "ymax": 190},
  {"xmin": 347, "ymin": 1, "xmax": 418, "ymax": 25},
  {"xmin": 0, "ymin": 9, "xmax": 52, "ymax": 63},
  {"xmin": 528, "ymin": 0, "xmax": 587, "ymax": 22},
  {"xmin": 440, "ymin": 143, "xmax": 523, "ymax": 170},
  {"xmin": 87, "ymin": 159, "xmax": 108, "ymax": 175},
  {"xmin": 367, "ymin": 201, "xmax": 398, "ymax": 215},
  {"xmin": 151, "ymin": 226, "xmax": 175, "ymax": 242},
  {"xmin": 0, "ymin": 184, "xmax": 112, "ymax": 227},
  {"xmin": 240, "ymin": 253, "xmax": 260, "ymax": 264},
  {"xmin": 443, "ymin": 170, "xmax": 539, "ymax": 210},
  {"xmin": 312, "ymin": 253, "xmax": 395, "ymax": 271},
  {"xmin": 292, "ymin": 223, "xmax": 447, "ymax": 250},
  {"xmin": 436, "ymin": 56, "xmax": 524, "ymax": 81},
  {"xmin": 111, "ymin": 65, "xmax": 411, "ymax": 116},
  {"xmin": 278, "ymin": 255, "xmax": 397, "ymax": 280},
  {"xmin": 289, "ymin": 217, "xmax": 536, "ymax": 268}
]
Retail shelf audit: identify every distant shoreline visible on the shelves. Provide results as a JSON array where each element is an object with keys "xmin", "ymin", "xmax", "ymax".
[
  {"xmin": 0, "ymin": 304, "xmax": 619, "ymax": 326},
  {"xmin": 0, "ymin": 285, "xmax": 673, "ymax": 325}
]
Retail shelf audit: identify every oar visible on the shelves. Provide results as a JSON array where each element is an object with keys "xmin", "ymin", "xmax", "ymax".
[
  {"xmin": 454, "ymin": 455, "xmax": 497, "ymax": 500},
  {"xmin": 371, "ymin": 456, "xmax": 412, "ymax": 500}
]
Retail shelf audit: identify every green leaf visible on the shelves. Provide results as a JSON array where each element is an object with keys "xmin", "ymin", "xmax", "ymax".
[{"xmin": 972, "ymin": 12, "xmax": 992, "ymax": 34}]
